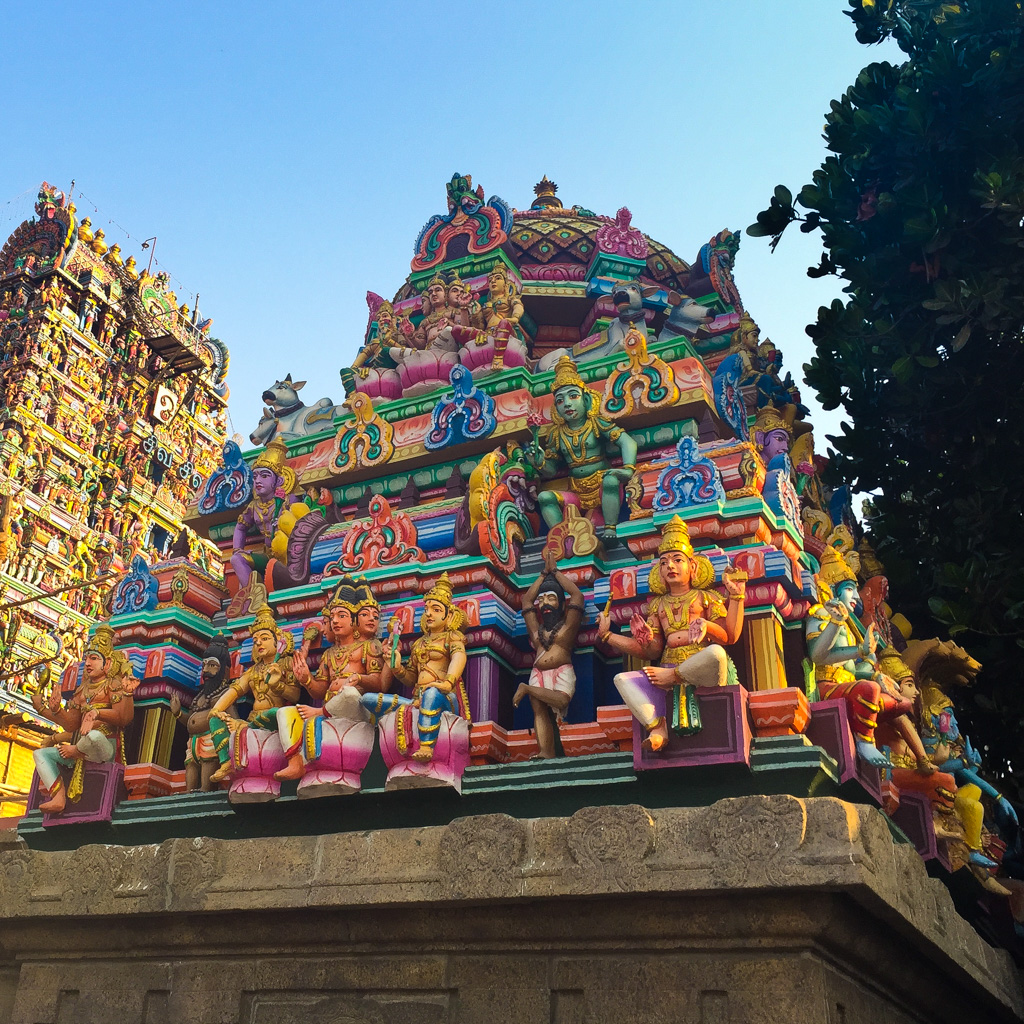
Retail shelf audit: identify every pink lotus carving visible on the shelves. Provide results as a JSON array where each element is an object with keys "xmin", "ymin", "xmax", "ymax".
[{"xmin": 378, "ymin": 708, "xmax": 471, "ymax": 793}]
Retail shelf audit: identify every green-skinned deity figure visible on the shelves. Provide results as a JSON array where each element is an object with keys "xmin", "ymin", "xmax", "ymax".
[{"xmin": 526, "ymin": 356, "xmax": 637, "ymax": 544}]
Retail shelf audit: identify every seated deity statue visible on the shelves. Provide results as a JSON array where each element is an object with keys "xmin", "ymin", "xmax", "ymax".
[
  {"xmin": 525, "ymin": 356, "xmax": 638, "ymax": 544},
  {"xmin": 602, "ymin": 515, "xmax": 747, "ymax": 753},
  {"xmin": 288, "ymin": 576, "xmax": 388, "ymax": 777},
  {"xmin": 31, "ymin": 625, "xmax": 137, "ymax": 814},
  {"xmin": 805, "ymin": 547, "xmax": 912, "ymax": 768},
  {"xmin": 359, "ymin": 572, "xmax": 471, "ymax": 762},
  {"xmin": 208, "ymin": 607, "xmax": 303, "ymax": 784}
]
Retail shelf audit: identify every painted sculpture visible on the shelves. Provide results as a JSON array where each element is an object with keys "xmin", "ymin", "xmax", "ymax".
[
  {"xmin": 805, "ymin": 547, "xmax": 909, "ymax": 768},
  {"xmin": 169, "ymin": 634, "xmax": 235, "ymax": 792},
  {"xmin": 910, "ymin": 639, "xmax": 1019, "ymax": 879},
  {"xmin": 249, "ymin": 375, "xmax": 344, "ymax": 445},
  {"xmin": 208, "ymin": 606, "xmax": 302, "ymax": 791},
  {"xmin": 526, "ymin": 356, "xmax": 637, "ymax": 544},
  {"xmin": 231, "ymin": 439, "xmax": 306, "ymax": 589},
  {"xmin": 515, "ymin": 548, "xmax": 585, "ymax": 759},
  {"xmin": 289, "ymin": 575, "xmax": 385, "ymax": 795},
  {"xmin": 361, "ymin": 572, "xmax": 471, "ymax": 772},
  {"xmin": 602, "ymin": 516, "xmax": 747, "ymax": 752},
  {"xmin": 30, "ymin": 625, "xmax": 137, "ymax": 813}
]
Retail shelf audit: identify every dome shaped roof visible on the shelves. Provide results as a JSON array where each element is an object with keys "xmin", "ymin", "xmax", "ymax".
[{"xmin": 507, "ymin": 206, "xmax": 691, "ymax": 292}]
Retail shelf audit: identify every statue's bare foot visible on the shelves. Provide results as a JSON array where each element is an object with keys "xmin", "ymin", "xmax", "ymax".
[
  {"xmin": 39, "ymin": 789, "xmax": 66, "ymax": 814},
  {"xmin": 530, "ymin": 751, "xmax": 555, "ymax": 761},
  {"xmin": 274, "ymin": 754, "xmax": 304, "ymax": 781},
  {"xmin": 209, "ymin": 762, "xmax": 233, "ymax": 784},
  {"xmin": 411, "ymin": 746, "xmax": 434, "ymax": 763},
  {"xmin": 512, "ymin": 683, "xmax": 531, "ymax": 708},
  {"xmin": 642, "ymin": 717, "xmax": 669, "ymax": 753}
]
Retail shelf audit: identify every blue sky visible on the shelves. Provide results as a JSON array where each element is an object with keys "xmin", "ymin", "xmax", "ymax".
[{"xmin": 0, "ymin": 1, "xmax": 898, "ymax": 447}]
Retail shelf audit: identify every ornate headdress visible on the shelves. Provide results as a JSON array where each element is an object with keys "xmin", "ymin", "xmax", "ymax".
[
  {"xmin": 446, "ymin": 269, "xmax": 466, "ymax": 291},
  {"xmin": 650, "ymin": 515, "xmax": 715, "ymax": 592},
  {"xmin": 85, "ymin": 624, "xmax": 116, "ymax": 661},
  {"xmin": 423, "ymin": 571, "xmax": 465, "ymax": 630},
  {"xmin": 552, "ymin": 355, "xmax": 586, "ymax": 394},
  {"xmin": 324, "ymin": 574, "xmax": 380, "ymax": 616},
  {"xmin": 737, "ymin": 311, "xmax": 759, "ymax": 341},
  {"xmin": 425, "ymin": 269, "xmax": 447, "ymax": 293},
  {"xmin": 249, "ymin": 605, "xmax": 280, "ymax": 639},
  {"xmin": 816, "ymin": 546, "xmax": 858, "ymax": 598},
  {"xmin": 878, "ymin": 647, "xmax": 913, "ymax": 681},
  {"xmin": 252, "ymin": 438, "xmax": 296, "ymax": 496},
  {"xmin": 657, "ymin": 515, "xmax": 695, "ymax": 557},
  {"xmin": 753, "ymin": 404, "xmax": 797, "ymax": 439}
]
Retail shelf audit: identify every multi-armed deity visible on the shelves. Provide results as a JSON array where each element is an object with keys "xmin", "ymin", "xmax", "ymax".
[
  {"xmin": 526, "ymin": 356, "xmax": 637, "ymax": 546},
  {"xmin": 362, "ymin": 572, "xmax": 471, "ymax": 764},
  {"xmin": 30, "ymin": 625, "xmax": 138, "ymax": 814},
  {"xmin": 208, "ymin": 606, "xmax": 302, "ymax": 786},
  {"xmin": 601, "ymin": 515, "xmax": 747, "ymax": 752}
]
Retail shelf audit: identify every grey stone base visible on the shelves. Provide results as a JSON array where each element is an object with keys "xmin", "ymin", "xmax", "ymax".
[{"xmin": 1, "ymin": 796, "xmax": 1020, "ymax": 1023}]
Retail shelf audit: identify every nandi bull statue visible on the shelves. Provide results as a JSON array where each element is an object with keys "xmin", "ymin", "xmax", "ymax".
[{"xmin": 249, "ymin": 374, "xmax": 346, "ymax": 444}]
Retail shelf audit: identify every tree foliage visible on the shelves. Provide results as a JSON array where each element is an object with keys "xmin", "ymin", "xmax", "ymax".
[{"xmin": 750, "ymin": 0, "xmax": 1024, "ymax": 785}]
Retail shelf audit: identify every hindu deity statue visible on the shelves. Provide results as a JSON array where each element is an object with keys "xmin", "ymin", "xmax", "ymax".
[
  {"xmin": 208, "ymin": 606, "xmax": 302, "ymax": 784},
  {"xmin": 411, "ymin": 271, "xmax": 458, "ymax": 350},
  {"xmin": 908, "ymin": 639, "xmax": 1019, "ymax": 881},
  {"xmin": 344, "ymin": 299, "xmax": 410, "ymax": 400},
  {"xmin": 730, "ymin": 311, "xmax": 762, "ymax": 381},
  {"xmin": 30, "ymin": 625, "xmax": 137, "ymax": 814},
  {"xmin": 289, "ymin": 575, "xmax": 388, "ymax": 775},
  {"xmin": 752, "ymin": 403, "xmax": 812, "ymax": 467},
  {"xmin": 526, "ymin": 356, "xmax": 638, "ymax": 544},
  {"xmin": 440, "ymin": 263, "xmax": 528, "ymax": 372},
  {"xmin": 602, "ymin": 515, "xmax": 747, "ymax": 752},
  {"xmin": 360, "ymin": 572, "xmax": 471, "ymax": 762},
  {"xmin": 514, "ymin": 548, "xmax": 586, "ymax": 759},
  {"xmin": 231, "ymin": 439, "xmax": 302, "ymax": 589},
  {"xmin": 169, "ymin": 634, "xmax": 235, "ymax": 792},
  {"xmin": 805, "ymin": 547, "xmax": 914, "ymax": 768},
  {"xmin": 872, "ymin": 647, "xmax": 959, "ymax": 837},
  {"xmin": 385, "ymin": 272, "xmax": 460, "ymax": 396}
]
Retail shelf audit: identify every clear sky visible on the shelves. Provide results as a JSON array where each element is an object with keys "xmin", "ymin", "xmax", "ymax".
[{"xmin": 0, "ymin": 1, "xmax": 898, "ymax": 447}]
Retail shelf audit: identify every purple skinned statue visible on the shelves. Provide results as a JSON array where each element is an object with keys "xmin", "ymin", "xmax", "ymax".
[{"xmin": 231, "ymin": 439, "xmax": 304, "ymax": 589}]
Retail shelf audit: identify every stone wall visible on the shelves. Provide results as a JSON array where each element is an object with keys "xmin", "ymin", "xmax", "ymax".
[{"xmin": 1, "ymin": 796, "xmax": 1021, "ymax": 1023}]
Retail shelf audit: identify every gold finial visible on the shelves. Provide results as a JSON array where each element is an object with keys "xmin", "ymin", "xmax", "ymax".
[
  {"xmin": 552, "ymin": 355, "xmax": 586, "ymax": 392},
  {"xmin": 657, "ymin": 515, "xmax": 695, "ymax": 558},
  {"xmin": 816, "ymin": 546, "xmax": 858, "ymax": 591},
  {"xmin": 531, "ymin": 175, "xmax": 563, "ymax": 210}
]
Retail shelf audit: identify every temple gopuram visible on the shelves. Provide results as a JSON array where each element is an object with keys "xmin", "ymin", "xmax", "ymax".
[
  {"xmin": 0, "ymin": 184, "xmax": 227, "ymax": 817},
  {"xmin": 1, "ymin": 175, "xmax": 1021, "ymax": 1024}
]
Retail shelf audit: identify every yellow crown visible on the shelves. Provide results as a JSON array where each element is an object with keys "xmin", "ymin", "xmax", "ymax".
[
  {"xmin": 424, "ymin": 571, "xmax": 454, "ymax": 608},
  {"xmin": 252, "ymin": 439, "xmax": 296, "ymax": 495},
  {"xmin": 249, "ymin": 605, "xmax": 279, "ymax": 639},
  {"xmin": 552, "ymin": 355, "xmax": 586, "ymax": 393},
  {"xmin": 878, "ymin": 647, "xmax": 912, "ymax": 681},
  {"xmin": 816, "ymin": 546, "xmax": 858, "ymax": 591},
  {"xmin": 446, "ymin": 269, "xmax": 465, "ymax": 291},
  {"xmin": 85, "ymin": 624, "xmax": 116, "ymax": 661},
  {"xmin": 753, "ymin": 403, "xmax": 796, "ymax": 438},
  {"xmin": 657, "ymin": 515, "xmax": 695, "ymax": 557}
]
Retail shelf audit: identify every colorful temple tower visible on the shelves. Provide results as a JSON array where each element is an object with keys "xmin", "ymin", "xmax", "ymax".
[
  {"xmin": 4, "ymin": 175, "xmax": 1021, "ymax": 1022},
  {"xmin": 0, "ymin": 183, "xmax": 228, "ymax": 814}
]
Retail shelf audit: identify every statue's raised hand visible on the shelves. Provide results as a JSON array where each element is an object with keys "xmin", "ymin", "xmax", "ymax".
[
  {"xmin": 543, "ymin": 545, "xmax": 558, "ymax": 575},
  {"xmin": 292, "ymin": 650, "xmax": 310, "ymax": 684},
  {"xmin": 824, "ymin": 599, "xmax": 849, "ymax": 624},
  {"xmin": 860, "ymin": 623, "xmax": 878, "ymax": 659},
  {"xmin": 722, "ymin": 566, "xmax": 747, "ymax": 599},
  {"xmin": 629, "ymin": 611, "xmax": 653, "ymax": 647},
  {"xmin": 170, "ymin": 693, "xmax": 181, "ymax": 718},
  {"xmin": 596, "ymin": 611, "xmax": 611, "ymax": 636}
]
